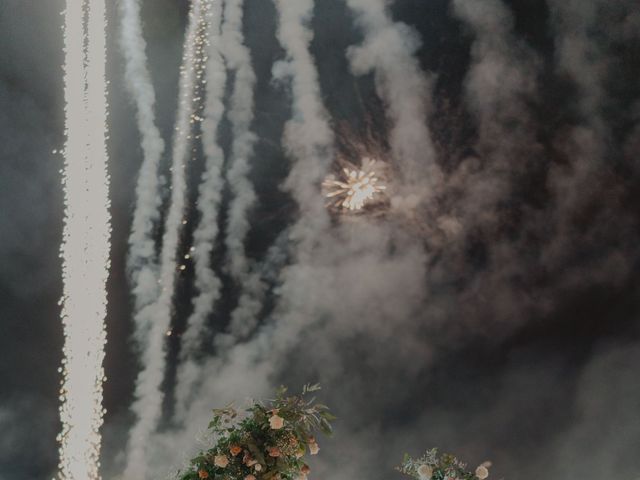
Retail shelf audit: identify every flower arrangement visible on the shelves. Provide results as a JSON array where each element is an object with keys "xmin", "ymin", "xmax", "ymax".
[
  {"xmin": 397, "ymin": 449, "xmax": 492, "ymax": 480},
  {"xmin": 178, "ymin": 384, "xmax": 335, "ymax": 480}
]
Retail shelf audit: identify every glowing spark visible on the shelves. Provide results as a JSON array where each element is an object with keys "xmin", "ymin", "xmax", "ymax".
[
  {"xmin": 58, "ymin": 0, "xmax": 111, "ymax": 479},
  {"xmin": 322, "ymin": 158, "xmax": 387, "ymax": 212}
]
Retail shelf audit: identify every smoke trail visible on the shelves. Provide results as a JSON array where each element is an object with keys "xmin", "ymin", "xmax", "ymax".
[
  {"xmin": 118, "ymin": 0, "xmax": 165, "ymax": 329},
  {"xmin": 344, "ymin": 0, "xmax": 441, "ymax": 201},
  {"xmin": 221, "ymin": 0, "xmax": 257, "ymax": 280},
  {"xmin": 124, "ymin": 1, "xmax": 210, "ymax": 476},
  {"xmin": 272, "ymin": 0, "xmax": 333, "ymax": 239},
  {"xmin": 219, "ymin": 0, "xmax": 265, "ymax": 345},
  {"xmin": 58, "ymin": 0, "xmax": 111, "ymax": 478},
  {"xmin": 174, "ymin": 0, "xmax": 226, "ymax": 421}
]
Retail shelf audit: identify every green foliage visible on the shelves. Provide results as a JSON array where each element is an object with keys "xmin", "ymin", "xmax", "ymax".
[
  {"xmin": 397, "ymin": 449, "xmax": 490, "ymax": 480},
  {"xmin": 178, "ymin": 384, "xmax": 335, "ymax": 480}
]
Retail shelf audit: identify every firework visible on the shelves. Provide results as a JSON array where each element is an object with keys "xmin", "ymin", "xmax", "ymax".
[
  {"xmin": 322, "ymin": 157, "xmax": 387, "ymax": 212},
  {"xmin": 58, "ymin": 0, "xmax": 110, "ymax": 478}
]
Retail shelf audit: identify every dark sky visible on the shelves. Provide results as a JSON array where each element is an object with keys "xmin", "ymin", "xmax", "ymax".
[{"xmin": 1, "ymin": 1, "xmax": 640, "ymax": 479}]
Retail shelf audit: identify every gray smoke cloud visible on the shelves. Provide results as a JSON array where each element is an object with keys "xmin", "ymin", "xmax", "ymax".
[
  {"xmin": 131, "ymin": 1, "xmax": 640, "ymax": 479},
  {"xmin": 345, "ymin": 0, "xmax": 442, "ymax": 202},
  {"xmin": 119, "ymin": 0, "xmax": 165, "ymax": 328}
]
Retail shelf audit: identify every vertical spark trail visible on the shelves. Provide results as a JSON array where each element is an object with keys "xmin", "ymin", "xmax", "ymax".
[
  {"xmin": 58, "ymin": 0, "xmax": 111, "ymax": 478},
  {"xmin": 124, "ymin": 1, "xmax": 210, "ymax": 477},
  {"xmin": 119, "ymin": 0, "xmax": 165, "ymax": 322},
  {"xmin": 345, "ymin": 0, "xmax": 442, "ymax": 193},
  {"xmin": 174, "ymin": 0, "xmax": 226, "ymax": 421}
]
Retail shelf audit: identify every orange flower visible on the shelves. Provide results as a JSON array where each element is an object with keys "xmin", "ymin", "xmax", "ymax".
[
  {"xmin": 301, "ymin": 464, "xmax": 311, "ymax": 475},
  {"xmin": 229, "ymin": 444, "xmax": 242, "ymax": 456},
  {"xmin": 268, "ymin": 446, "xmax": 281, "ymax": 457},
  {"xmin": 198, "ymin": 470, "xmax": 209, "ymax": 479}
]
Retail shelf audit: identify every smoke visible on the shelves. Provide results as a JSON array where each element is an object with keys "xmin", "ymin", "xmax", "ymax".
[
  {"xmin": 344, "ymin": 0, "xmax": 442, "ymax": 202},
  {"xmin": 218, "ymin": 0, "xmax": 268, "ymax": 345},
  {"xmin": 174, "ymin": 0, "xmax": 226, "ymax": 421},
  {"xmin": 124, "ymin": 1, "xmax": 210, "ymax": 476},
  {"xmin": 118, "ymin": 0, "xmax": 165, "ymax": 337}
]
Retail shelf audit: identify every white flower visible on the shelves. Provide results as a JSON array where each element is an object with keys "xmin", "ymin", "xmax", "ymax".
[
  {"xmin": 308, "ymin": 441, "xmax": 320, "ymax": 455},
  {"xmin": 417, "ymin": 464, "xmax": 433, "ymax": 480},
  {"xmin": 475, "ymin": 465, "xmax": 489, "ymax": 479}
]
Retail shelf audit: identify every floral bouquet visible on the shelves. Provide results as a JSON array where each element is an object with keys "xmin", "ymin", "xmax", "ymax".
[
  {"xmin": 398, "ymin": 449, "xmax": 492, "ymax": 480},
  {"xmin": 178, "ymin": 384, "xmax": 335, "ymax": 480}
]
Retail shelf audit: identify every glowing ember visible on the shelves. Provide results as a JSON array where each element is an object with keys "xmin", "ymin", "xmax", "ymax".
[{"xmin": 322, "ymin": 158, "xmax": 387, "ymax": 212}]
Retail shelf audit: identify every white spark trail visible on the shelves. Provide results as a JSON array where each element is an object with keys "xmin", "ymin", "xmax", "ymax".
[
  {"xmin": 174, "ymin": 0, "xmax": 226, "ymax": 421},
  {"xmin": 118, "ymin": 0, "xmax": 166, "ymax": 324},
  {"xmin": 124, "ymin": 1, "xmax": 210, "ymax": 476},
  {"xmin": 58, "ymin": 0, "xmax": 110, "ymax": 478},
  {"xmin": 345, "ymin": 0, "xmax": 441, "ymax": 195}
]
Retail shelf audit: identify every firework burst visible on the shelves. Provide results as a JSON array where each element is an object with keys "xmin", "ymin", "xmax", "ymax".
[{"xmin": 322, "ymin": 157, "xmax": 387, "ymax": 212}]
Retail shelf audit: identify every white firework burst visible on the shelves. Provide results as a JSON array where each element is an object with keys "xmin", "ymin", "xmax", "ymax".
[{"xmin": 322, "ymin": 157, "xmax": 387, "ymax": 212}]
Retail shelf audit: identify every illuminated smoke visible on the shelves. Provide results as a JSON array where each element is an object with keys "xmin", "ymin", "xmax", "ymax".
[
  {"xmin": 272, "ymin": 0, "xmax": 334, "ymax": 239},
  {"xmin": 174, "ymin": 0, "xmax": 225, "ymax": 421},
  {"xmin": 345, "ymin": 0, "xmax": 441, "ymax": 197},
  {"xmin": 58, "ymin": 0, "xmax": 111, "ymax": 478},
  {"xmin": 124, "ymin": 1, "xmax": 211, "ymax": 476},
  {"xmin": 322, "ymin": 158, "xmax": 387, "ymax": 212},
  {"xmin": 118, "ymin": 0, "xmax": 165, "ymax": 326}
]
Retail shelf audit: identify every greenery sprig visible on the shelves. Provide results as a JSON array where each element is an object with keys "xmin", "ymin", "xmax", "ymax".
[
  {"xmin": 179, "ymin": 384, "xmax": 335, "ymax": 480},
  {"xmin": 397, "ymin": 449, "xmax": 491, "ymax": 480}
]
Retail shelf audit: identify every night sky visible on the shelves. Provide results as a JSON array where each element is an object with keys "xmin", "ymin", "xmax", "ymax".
[{"xmin": 1, "ymin": 1, "xmax": 640, "ymax": 479}]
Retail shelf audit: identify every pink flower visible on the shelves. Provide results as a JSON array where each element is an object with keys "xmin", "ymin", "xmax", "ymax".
[
  {"xmin": 214, "ymin": 455, "xmax": 229, "ymax": 468},
  {"xmin": 417, "ymin": 464, "xmax": 433, "ymax": 480},
  {"xmin": 245, "ymin": 476, "xmax": 256, "ymax": 480},
  {"xmin": 269, "ymin": 414, "xmax": 285, "ymax": 430},
  {"xmin": 268, "ymin": 446, "xmax": 281, "ymax": 457}
]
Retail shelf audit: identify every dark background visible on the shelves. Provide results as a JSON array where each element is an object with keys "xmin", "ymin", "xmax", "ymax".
[{"xmin": 1, "ymin": 0, "xmax": 639, "ymax": 479}]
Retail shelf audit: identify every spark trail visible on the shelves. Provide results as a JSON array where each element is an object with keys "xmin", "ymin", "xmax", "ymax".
[
  {"xmin": 124, "ymin": 1, "xmax": 211, "ymax": 476},
  {"xmin": 119, "ymin": 0, "xmax": 165, "ymax": 323},
  {"xmin": 174, "ymin": 0, "xmax": 226, "ymax": 421},
  {"xmin": 58, "ymin": 0, "xmax": 111, "ymax": 478}
]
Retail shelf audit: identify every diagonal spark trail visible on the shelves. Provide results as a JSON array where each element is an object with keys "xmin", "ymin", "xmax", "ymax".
[{"xmin": 57, "ymin": 0, "xmax": 111, "ymax": 478}]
